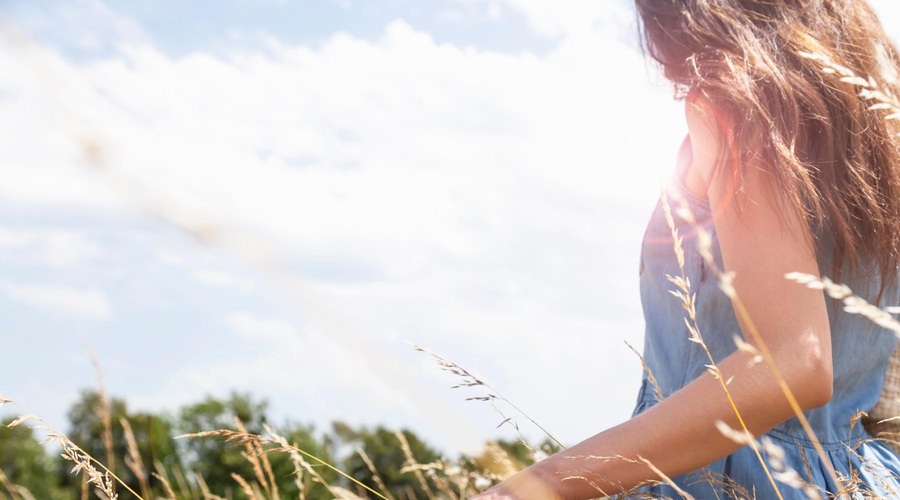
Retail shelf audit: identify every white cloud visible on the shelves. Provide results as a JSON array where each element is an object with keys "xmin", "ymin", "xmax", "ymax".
[
  {"xmin": 0, "ymin": 227, "xmax": 102, "ymax": 268},
  {"xmin": 192, "ymin": 269, "xmax": 237, "ymax": 287},
  {"xmin": 870, "ymin": 0, "xmax": 900, "ymax": 43},
  {"xmin": 227, "ymin": 311, "xmax": 295, "ymax": 341},
  {"xmin": 0, "ymin": 281, "xmax": 113, "ymax": 320},
  {"xmin": 40, "ymin": 231, "xmax": 103, "ymax": 268},
  {"xmin": 0, "ymin": 4, "xmax": 684, "ymax": 453},
  {"xmin": 135, "ymin": 312, "xmax": 488, "ymax": 452},
  {"xmin": 0, "ymin": 227, "xmax": 32, "ymax": 248},
  {"xmin": 156, "ymin": 249, "xmax": 186, "ymax": 267}
]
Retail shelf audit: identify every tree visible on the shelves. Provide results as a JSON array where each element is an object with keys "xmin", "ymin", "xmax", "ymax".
[
  {"xmin": 267, "ymin": 421, "xmax": 338, "ymax": 499},
  {"xmin": 175, "ymin": 392, "xmax": 269, "ymax": 497},
  {"xmin": 495, "ymin": 436, "xmax": 564, "ymax": 468},
  {"xmin": 494, "ymin": 438, "xmax": 533, "ymax": 469},
  {"xmin": 341, "ymin": 425, "xmax": 442, "ymax": 498},
  {"xmin": 62, "ymin": 390, "xmax": 179, "ymax": 497},
  {"xmin": 0, "ymin": 416, "xmax": 70, "ymax": 499}
]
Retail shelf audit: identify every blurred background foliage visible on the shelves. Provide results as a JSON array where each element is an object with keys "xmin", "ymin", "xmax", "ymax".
[{"xmin": 0, "ymin": 389, "xmax": 562, "ymax": 499}]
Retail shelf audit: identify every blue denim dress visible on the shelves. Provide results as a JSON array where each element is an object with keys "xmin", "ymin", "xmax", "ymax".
[{"xmin": 627, "ymin": 158, "xmax": 900, "ymax": 498}]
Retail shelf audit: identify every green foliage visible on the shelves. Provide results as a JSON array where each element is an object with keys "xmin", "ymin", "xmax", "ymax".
[
  {"xmin": 175, "ymin": 391, "xmax": 269, "ymax": 498},
  {"xmin": 267, "ymin": 421, "xmax": 338, "ymax": 499},
  {"xmin": 62, "ymin": 390, "xmax": 179, "ymax": 497},
  {"xmin": 0, "ymin": 417, "xmax": 69, "ymax": 499},
  {"xmin": 3, "ymin": 390, "xmax": 508, "ymax": 499},
  {"xmin": 495, "ymin": 437, "xmax": 563, "ymax": 468},
  {"xmin": 341, "ymin": 424, "xmax": 442, "ymax": 498}
]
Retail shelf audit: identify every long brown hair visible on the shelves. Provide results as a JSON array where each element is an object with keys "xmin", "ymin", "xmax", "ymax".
[{"xmin": 635, "ymin": 0, "xmax": 900, "ymax": 301}]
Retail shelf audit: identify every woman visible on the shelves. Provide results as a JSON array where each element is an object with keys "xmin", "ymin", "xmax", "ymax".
[{"xmin": 474, "ymin": 1, "xmax": 900, "ymax": 498}]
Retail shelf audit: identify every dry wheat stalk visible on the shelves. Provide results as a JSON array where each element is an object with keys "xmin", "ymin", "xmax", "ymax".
[
  {"xmin": 179, "ymin": 423, "xmax": 389, "ymax": 500},
  {"xmin": 266, "ymin": 431, "xmax": 311, "ymax": 500},
  {"xmin": 841, "ymin": 443, "xmax": 900, "ymax": 498},
  {"xmin": 404, "ymin": 461, "xmax": 460, "ymax": 500},
  {"xmin": 84, "ymin": 343, "xmax": 117, "ymax": 493},
  {"xmin": 440, "ymin": 462, "xmax": 477, "ymax": 498},
  {"xmin": 785, "ymin": 273, "xmax": 900, "ymax": 337},
  {"xmin": 261, "ymin": 422, "xmax": 352, "ymax": 500},
  {"xmin": 331, "ymin": 485, "xmax": 368, "ymax": 499},
  {"xmin": 233, "ymin": 417, "xmax": 277, "ymax": 499},
  {"xmin": 171, "ymin": 463, "xmax": 197, "ymax": 500},
  {"xmin": 358, "ymin": 447, "xmax": 396, "ymax": 500},
  {"xmin": 259, "ymin": 442, "xmax": 279, "ymax": 499},
  {"xmin": 671, "ymin": 194, "xmax": 853, "ymax": 497},
  {"xmin": 13, "ymin": 487, "xmax": 36, "ymax": 500},
  {"xmin": 662, "ymin": 193, "xmax": 786, "ymax": 500},
  {"xmin": 561, "ymin": 452, "xmax": 664, "ymax": 498},
  {"xmin": 798, "ymin": 51, "xmax": 900, "ymax": 132},
  {"xmin": 395, "ymin": 430, "xmax": 437, "ymax": 500},
  {"xmin": 479, "ymin": 441, "xmax": 520, "ymax": 482},
  {"xmin": 231, "ymin": 472, "xmax": 262, "ymax": 500},
  {"xmin": 412, "ymin": 343, "xmax": 563, "ymax": 455},
  {"xmin": 785, "ymin": 272, "xmax": 900, "ymax": 467},
  {"xmin": 0, "ymin": 467, "xmax": 21, "ymax": 500},
  {"xmin": 152, "ymin": 459, "xmax": 178, "ymax": 500},
  {"xmin": 624, "ymin": 340, "xmax": 664, "ymax": 403},
  {"xmin": 120, "ymin": 417, "xmax": 152, "ymax": 499},
  {"xmin": 638, "ymin": 456, "xmax": 695, "ymax": 500},
  {"xmin": 2, "ymin": 396, "xmax": 142, "ymax": 500},
  {"xmin": 195, "ymin": 472, "xmax": 226, "ymax": 500},
  {"xmin": 715, "ymin": 421, "xmax": 818, "ymax": 499}
]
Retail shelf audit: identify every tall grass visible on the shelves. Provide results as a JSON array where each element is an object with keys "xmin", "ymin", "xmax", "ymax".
[{"xmin": 1, "ymin": 348, "xmax": 517, "ymax": 500}]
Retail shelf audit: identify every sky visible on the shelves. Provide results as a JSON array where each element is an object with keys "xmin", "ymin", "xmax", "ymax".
[{"xmin": 1, "ymin": 0, "xmax": 899, "ymax": 459}]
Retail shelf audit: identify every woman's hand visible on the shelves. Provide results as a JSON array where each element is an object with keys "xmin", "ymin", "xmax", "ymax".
[
  {"xmin": 470, "ymin": 486, "xmax": 516, "ymax": 500},
  {"xmin": 470, "ymin": 466, "xmax": 564, "ymax": 500}
]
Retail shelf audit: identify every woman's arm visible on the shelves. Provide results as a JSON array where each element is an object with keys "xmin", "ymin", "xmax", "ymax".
[{"xmin": 474, "ymin": 96, "xmax": 833, "ymax": 499}]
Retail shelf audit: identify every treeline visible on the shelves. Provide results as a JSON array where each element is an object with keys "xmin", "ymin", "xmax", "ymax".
[{"xmin": 0, "ymin": 390, "xmax": 560, "ymax": 499}]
